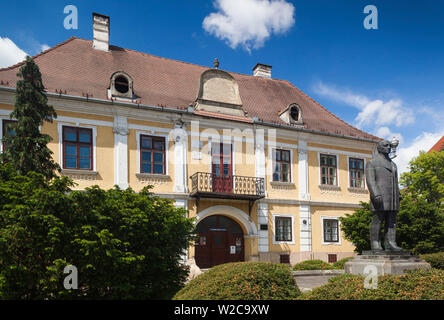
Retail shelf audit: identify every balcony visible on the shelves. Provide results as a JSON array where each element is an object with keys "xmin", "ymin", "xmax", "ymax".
[{"xmin": 190, "ymin": 172, "xmax": 265, "ymax": 214}]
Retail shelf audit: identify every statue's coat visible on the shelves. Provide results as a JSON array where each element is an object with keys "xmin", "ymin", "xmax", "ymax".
[{"xmin": 365, "ymin": 152, "xmax": 400, "ymax": 212}]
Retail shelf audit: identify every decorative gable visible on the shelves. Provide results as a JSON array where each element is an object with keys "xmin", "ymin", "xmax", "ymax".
[{"xmin": 194, "ymin": 69, "xmax": 245, "ymax": 117}]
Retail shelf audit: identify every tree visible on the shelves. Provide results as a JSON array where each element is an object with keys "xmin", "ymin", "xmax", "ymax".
[
  {"xmin": 0, "ymin": 164, "xmax": 195, "ymax": 299},
  {"xmin": 1, "ymin": 56, "xmax": 60, "ymax": 179},
  {"xmin": 340, "ymin": 151, "xmax": 444, "ymax": 254},
  {"xmin": 397, "ymin": 151, "xmax": 444, "ymax": 253},
  {"xmin": 339, "ymin": 202, "xmax": 372, "ymax": 254}
]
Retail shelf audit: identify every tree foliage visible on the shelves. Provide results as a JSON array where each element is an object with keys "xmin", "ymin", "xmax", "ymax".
[
  {"xmin": 0, "ymin": 164, "xmax": 195, "ymax": 299},
  {"xmin": 339, "ymin": 202, "xmax": 373, "ymax": 253},
  {"xmin": 340, "ymin": 151, "xmax": 444, "ymax": 254},
  {"xmin": 1, "ymin": 56, "xmax": 59, "ymax": 179}
]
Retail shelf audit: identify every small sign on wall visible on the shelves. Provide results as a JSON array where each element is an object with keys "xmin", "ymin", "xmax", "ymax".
[{"xmin": 230, "ymin": 246, "xmax": 236, "ymax": 254}]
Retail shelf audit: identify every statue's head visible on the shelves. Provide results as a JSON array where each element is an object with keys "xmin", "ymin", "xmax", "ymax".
[{"xmin": 376, "ymin": 140, "xmax": 392, "ymax": 155}]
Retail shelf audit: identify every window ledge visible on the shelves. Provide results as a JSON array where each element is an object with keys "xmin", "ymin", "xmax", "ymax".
[
  {"xmin": 270, "ymin": 181, "xmax": 296, "ymax": 190},
  {"xmin": 322, "ymin": 241, "xmax": 342, "ymax": 246},
  {"xmin": 60, "ymin": 169, "xmax": 98, "ymax": 180},
  {"xmin": 348, "ymin": 187, "xmax": 368, "ymax": 194},
  {"xmin": 318, "ymin": 184, "xmax": 341, "ymax": 191},
  {"xmin": 136, "ymin": 173, "xmax": 171, "ymax": 184}
]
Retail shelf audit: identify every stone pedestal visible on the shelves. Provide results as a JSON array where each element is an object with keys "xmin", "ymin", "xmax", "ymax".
[{"xmin": 345, "ymin": 251, "xmax": 431, "ymax": 276}]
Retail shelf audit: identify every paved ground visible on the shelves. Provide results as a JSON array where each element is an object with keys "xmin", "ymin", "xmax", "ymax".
[
  {"xmin": 291, "ymin": 270, "xmax": 344, "ymax": 292},
  {"xmin": 294, "ymin": 275, "xmax": 337, "ymax": 292}
]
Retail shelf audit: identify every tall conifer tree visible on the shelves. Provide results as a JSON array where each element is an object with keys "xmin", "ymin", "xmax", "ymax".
[{"xmin": 2, "ymin": 56, "xmax": 60, "ymax": 179}]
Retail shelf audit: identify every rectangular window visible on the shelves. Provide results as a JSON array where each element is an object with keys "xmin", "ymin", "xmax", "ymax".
[
  {"xmin": 324, "ymin": 219, "xmax": 339, "ymax": 243},
  {"xmin": 280, "ymin": 254, "xmax": 290, "ymax": 264},
  {"xmin": 62, "ymin": 126, "xmax": 93, "ymax": 170},
  {"xmin": 140, "ymin": 135, "xmax": 165, "ymax": 174},
  {"xmin": 275, "ymin": 216, "xmax": 292, "ymax": 242},
  {"xmin": 2, "ymin": 119, "xmax": 17, "ymax": 151},
  {"xmin": 328, "ymin": 254, "xmax": 338, "ymax": 263},
  {"xmin": 349, "ymin": 158, "xmax": 365, "ymax": 188},
  {"xmin": 273, "ymin": 149, "xmax": 291, "ymax": 182},
  {"xmin": 320, "ymin": 154, "xmax": 337, "ymax": 185}
]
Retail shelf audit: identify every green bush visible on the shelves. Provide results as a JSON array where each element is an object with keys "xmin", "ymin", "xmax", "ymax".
[
  {"xmin": 292, "ymin": 260, "xmax": 333, "ymax": 271},
  {"xmin": 332, "ymin": 257, "xmax": 354, "ymax": 269},
  {"xmin": 173, "ymin": 262, "xmax": 301, "ymax": 300},
  {"xmin": 298, "ymin": 269, "xmax": 444, "ymax": 300},
  {"xmin": 420, "ymin": 252, "xmax": 444, "ymax": 270},
  {"xmin": 0, "ymin": 164, "xmax": 195, "ymax": 299}
]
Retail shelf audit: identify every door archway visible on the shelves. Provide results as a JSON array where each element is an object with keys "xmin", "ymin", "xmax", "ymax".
[{"xmin": 195, "ymin": 215, "xmax": 244, "ymax": 268}]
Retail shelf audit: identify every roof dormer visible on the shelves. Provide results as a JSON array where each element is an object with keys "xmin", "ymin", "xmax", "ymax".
[
  {"xmin": 109, "ymin": 71, "xmax": 134, "ymax": 99},
  {"xmin": 279, "ymin": 103, "xmax": 303, "ymax": 125}
]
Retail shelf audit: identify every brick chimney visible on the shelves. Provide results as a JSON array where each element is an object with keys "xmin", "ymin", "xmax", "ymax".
[
  {"xmin": 253, "ymin": 63, "xmax": 272, "ymax": 79},
  {"xmin": 92, "ymin": 12, "xmax": 110, "ymax": 52}
]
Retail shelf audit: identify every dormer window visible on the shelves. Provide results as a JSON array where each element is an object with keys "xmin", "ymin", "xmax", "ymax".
[
  {"xmin": 290, "ymin": 106, "xmax": 299, "ymax": 122},
  {"xmin": 109, "ymin": 71, "xmax": 134, "ymax": 99},
  {"xmin": 115, "ymin": 76, "xmax": 129, "ymax": 94},
  {"xmin": 279, "ymin": 103, "xmax": 303, "ymax": 125}
]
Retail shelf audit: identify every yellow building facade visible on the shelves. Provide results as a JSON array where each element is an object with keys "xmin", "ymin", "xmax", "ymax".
[{"xmin": 0, "ymin": 13, "xmax": 379, "ymax": 267}]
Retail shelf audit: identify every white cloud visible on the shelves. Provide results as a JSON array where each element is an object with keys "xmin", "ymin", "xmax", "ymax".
[
  {"xmin": 313, "ymin": 82, "xmax": 415, "ymax": 128},
  {"xmin": 374, "ymin": 126, "xmax": 403, "ymax": 145},
  {"xmin": 394, "ymin": 130, "xmax": 444, "ymax": 175},
  {"xmin": 0, "ymin": 37, "xmax": 28, "ymax": 68},
  {"xmin": 312, "ymin": 82, "xmax": 442, "ymax": 176},
  {"xmin": 203, "ymin": 0, "xmax": 295, "ymax": 52},
  {"xmin": 40, "ymin": 44, "xmax": 50, "ymax": 52}
]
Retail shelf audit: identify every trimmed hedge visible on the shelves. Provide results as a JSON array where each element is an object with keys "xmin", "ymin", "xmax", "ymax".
[
  {"xmin": 173, "ymin": 262, "xmax": 301, "ymax": 300},
  {"xmin": 332, "ymin": 257, "xmax": 354, "ymax": 269},
  {"xmin": 292, "ymin": 260, "xmax": 333, "ymax": 271},
  {"xmin": 420, "ymin": 252, "xmax": 444, "ymax": 270},
  {"xmin": 298, "ymin": 269, "xmax": 444, "ymax": 300}
]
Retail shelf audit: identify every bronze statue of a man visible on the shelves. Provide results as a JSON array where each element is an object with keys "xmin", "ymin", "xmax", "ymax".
[{"xmin": 365, "ymin": 140, "xmax": 403, "ymax": 251}]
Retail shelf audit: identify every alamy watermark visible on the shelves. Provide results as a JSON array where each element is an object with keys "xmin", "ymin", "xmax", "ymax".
[
  {"xmin": 63, "ymin": 5, "xmax": 78, "ymax": 30},
  {"xmin": 363, "ymin": 5, "xmax": 378, "ymax": 30},
  {"xmin": 63, "ymin": 265, "xmax": 78, "ymax": 290}
]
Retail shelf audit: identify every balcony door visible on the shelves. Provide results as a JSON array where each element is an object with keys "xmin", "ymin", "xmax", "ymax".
[{"xmin": 211, "ymin": 143, "xmax": 232, "ymax": 193}]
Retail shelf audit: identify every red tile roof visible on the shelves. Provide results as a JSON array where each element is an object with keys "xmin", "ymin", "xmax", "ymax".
[
  {"xmin": 0, "ymin": 37, "xmax": 379, "ymax": 141},
  {"xmin": 428, "ymin": 136, "xmax": 444, "ymax": 153}
]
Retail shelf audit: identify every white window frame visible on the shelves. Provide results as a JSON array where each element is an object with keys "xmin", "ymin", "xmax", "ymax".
[
  {"xmin": 58, "ymin": 122, "xmax": 97, "ymax": 171},
  {"xmin": 321, "ymin": 216, "xmax": 342, "ymax": 245},
  {"xmin": 268, "ymin": 147, "xmax": 294, "ymax": 183},
  {"xmin": 136, "ymin": 130, "xmax": 169, "ymax": 175},
  {"xmin": 347, "ymin": 156, "xmax": 367, "ymax": 189},
  {"xmin": 208, "ymin": 138, "xmax": 236, "ymax": 176},
  {"xmin": 270, "ymin": 148, "xmax": 293, "ymax": 183},
  {"xmin": 318, "ymin": 152, "xmax": 340, "ymax": 186},
  {"xmin": 272, "ymin": 213, "xmax": 295, "ymax": 245}
]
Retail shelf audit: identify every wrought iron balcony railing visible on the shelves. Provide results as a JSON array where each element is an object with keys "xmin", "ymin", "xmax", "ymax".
[{"xmin": 190, "ymin": 172, "xmax": 265, "ymax": 200}]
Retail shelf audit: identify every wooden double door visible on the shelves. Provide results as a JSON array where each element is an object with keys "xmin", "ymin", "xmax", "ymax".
[{"xmin": 195, "ymin": 215, "xmax": 244, "ymax": 269}]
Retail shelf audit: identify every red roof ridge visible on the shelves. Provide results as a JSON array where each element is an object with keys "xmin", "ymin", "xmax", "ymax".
[
  {"xmin": 281, "ymin": 79, "xmax": 381, "ymax": 141},
  {"xmin": 0, "ymin": 37, "xmax": 79, "ymax": 72}
]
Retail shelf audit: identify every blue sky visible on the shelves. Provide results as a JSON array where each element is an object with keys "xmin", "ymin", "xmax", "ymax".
[{"xmin": 0, "ymin": 0, "xmax": 443, "ymax": 173}]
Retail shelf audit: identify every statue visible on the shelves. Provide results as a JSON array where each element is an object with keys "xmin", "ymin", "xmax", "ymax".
[{"xmin": 365, "ymin": 139, "xmax": 403, "ymax": 251}]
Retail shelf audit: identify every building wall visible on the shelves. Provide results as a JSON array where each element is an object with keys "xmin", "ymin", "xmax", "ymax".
[{"xmin": 0, "ymin": 94, "xmax": 375, "ymax": 264}]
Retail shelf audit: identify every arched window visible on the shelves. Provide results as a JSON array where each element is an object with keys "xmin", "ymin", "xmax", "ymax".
[
  {"xmin": 290, "ymin": 106, "xmax": 299, "ymax": 122},
  {"xmin": 109, "ymin": 71, "xmax": 133, "ymax": 99},
  {"xmin": 281, "ymin": 103, "xmax": 303, "ymax": 124},
  {"xmin": 114, "ymin": 76, "xmax": 129, "ymax": 94}
]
